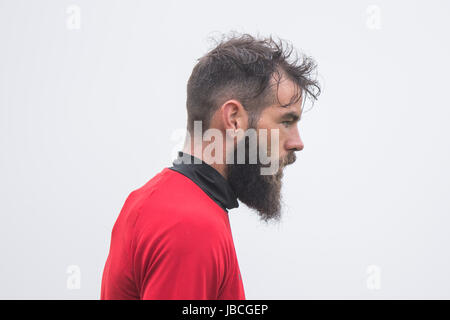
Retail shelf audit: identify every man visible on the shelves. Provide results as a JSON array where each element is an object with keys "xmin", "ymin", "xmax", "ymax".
[{"xmin": 101, "ymin": 33, "xmax": 320, "ymax": 300}]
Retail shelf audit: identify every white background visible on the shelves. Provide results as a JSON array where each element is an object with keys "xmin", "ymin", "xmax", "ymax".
[{"xmin": 1, "ymin": 0, "xmax": 449, "ymax": 299}]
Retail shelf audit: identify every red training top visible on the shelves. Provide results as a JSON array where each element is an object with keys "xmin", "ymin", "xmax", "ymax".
[{"xmin": 101, "ymin": 163, "xmax": 245, "ymax": 300}]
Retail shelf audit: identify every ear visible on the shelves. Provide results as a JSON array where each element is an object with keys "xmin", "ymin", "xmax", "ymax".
[{"xmin": 220, "ymin": 99, "xmax": 249, "ymax": 132}]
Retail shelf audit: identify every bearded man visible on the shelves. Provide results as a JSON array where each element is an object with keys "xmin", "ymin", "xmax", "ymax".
[{"xmin": 101, "ymin": 33, "xmax": 320, "ymax": 300}]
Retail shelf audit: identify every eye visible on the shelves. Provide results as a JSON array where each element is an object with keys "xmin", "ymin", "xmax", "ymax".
[{"xmin": 281, "ymin": 121, "xmax": 292, "ymax": 128}]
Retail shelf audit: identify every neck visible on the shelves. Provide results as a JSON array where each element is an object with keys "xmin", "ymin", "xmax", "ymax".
[{"xmin": 182, "ymin": 141, "xmax": 228, "ymax": 179}]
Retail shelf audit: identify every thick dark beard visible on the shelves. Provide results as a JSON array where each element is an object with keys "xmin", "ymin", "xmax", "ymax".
[{"xmin": 227, "ymin": 132, "xmax": 296, "ymax": 223}]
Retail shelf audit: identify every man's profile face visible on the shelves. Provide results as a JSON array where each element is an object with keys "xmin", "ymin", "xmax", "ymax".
[
  {"xmin": 255, "ymin": 76, "xmax": 304, "ymax": 162},
  {"xmin": 227, "ymin": 76, "xmax": 304, "ymax": 222}
]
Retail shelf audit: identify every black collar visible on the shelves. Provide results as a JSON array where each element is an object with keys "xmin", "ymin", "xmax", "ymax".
[{"xmin": 169, "ymin": 151, "xmax": 239, "ymax": 212}]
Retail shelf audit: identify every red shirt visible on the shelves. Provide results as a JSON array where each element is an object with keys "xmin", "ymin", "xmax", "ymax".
[{"xmin": 101, "ymin": 163, "xmax": 245, "ymax": 300}]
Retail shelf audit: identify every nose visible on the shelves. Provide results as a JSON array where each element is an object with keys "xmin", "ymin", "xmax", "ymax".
[{"xmin": 285, "ymin": 128, "xmax": 304, "ymax": 152}]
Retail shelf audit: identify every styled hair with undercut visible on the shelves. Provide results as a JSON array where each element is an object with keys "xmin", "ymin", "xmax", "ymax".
[{"xmin": 186, "ymin": 32, "xmax": 321, "ymax": 132}]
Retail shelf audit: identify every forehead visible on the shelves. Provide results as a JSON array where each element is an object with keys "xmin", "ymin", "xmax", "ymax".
[{"xmin": 265, "ymin": 76, "xmax": 303, "ymax": 115}]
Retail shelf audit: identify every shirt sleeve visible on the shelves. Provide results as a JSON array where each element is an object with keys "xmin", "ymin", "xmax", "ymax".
[{"xmin": 137, "ymin": 219, "xmax": 227, "ymax": 300}]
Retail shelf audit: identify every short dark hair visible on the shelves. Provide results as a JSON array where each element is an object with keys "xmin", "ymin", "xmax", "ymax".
[{"xmin": 186, "ymin": 32, "xmax": 321, "ymax": 132}]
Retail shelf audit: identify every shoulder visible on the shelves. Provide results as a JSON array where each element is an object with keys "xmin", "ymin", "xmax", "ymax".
[
  {"xmin": 130, "ymin": 167, "xmax": 229, "ymax": 227},
  {"xmin": 118, "ymin": 167, "xmax": 232, "ymax": 252}
]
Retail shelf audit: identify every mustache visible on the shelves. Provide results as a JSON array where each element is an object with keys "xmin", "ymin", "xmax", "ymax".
[
  {"xmin": 260, "ymin": 152, "xmax": 296, "ymax": 170},
  {"xmin": 281, "ymin": 152, "xmax": 296, "ymax": 167}
]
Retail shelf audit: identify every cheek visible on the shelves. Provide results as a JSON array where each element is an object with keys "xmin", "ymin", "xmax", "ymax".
[
  {"xmin": 257, "ymin": 128, "xmax": 286, "ymax": 158},
  {"xmin": 254, "ymin": 117, "xmax": 285, "ymax": 155},
  {"xmin": 275, "ymin": 129, "xmax": 289, "ymax": 155}
]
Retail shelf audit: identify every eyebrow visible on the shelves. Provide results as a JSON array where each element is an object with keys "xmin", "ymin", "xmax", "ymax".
[{"xmin": 280, "ymin": 111, "xmax": 301, "ymax": 122}]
